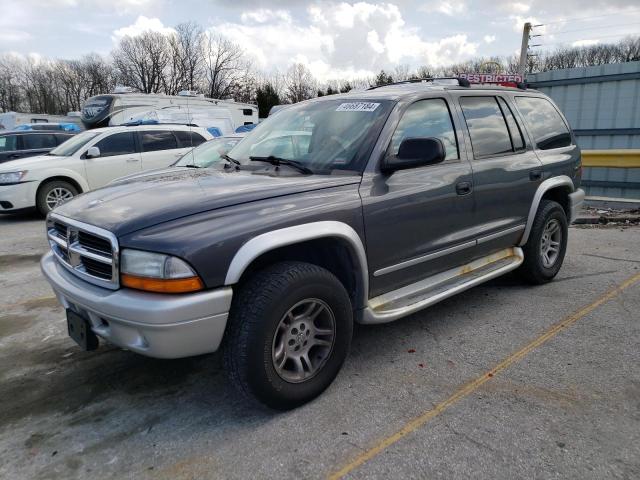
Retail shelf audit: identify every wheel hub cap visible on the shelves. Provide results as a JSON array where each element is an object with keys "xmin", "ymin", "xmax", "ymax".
[
  {"xmin": 272, "ymin": 298, "xmax": 336, "ymax": 383},
  {"xmin": 45, "ymin": 187, "xmax": 74, "ymax": 210},
  {"xmin": 540, "ymin": 218, "xmax": 562, "ymax": 268}
]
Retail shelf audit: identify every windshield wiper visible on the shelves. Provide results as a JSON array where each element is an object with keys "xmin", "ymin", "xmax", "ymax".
[
  {"xmin": 182, "ymin": 164, "xmax": 202, "ymax": 168},
  {"xmin": 222, "ymin": 154, "xmax": 241, "ymax": 169},
  {"xmin": 249, "ymin": 156, "xmax": 313, "ymax": 174}
]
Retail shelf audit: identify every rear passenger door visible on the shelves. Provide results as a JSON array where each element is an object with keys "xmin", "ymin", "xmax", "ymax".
[
  {"xmin": 454, "ymin": 94, "xmax": 542, "ymax": 252},
  {"xmin": 139, "ymin": 130, "xmax": 189, "ymax": 170},
  {"xmin": 84, "ymin": 131, "xmax": 141, "ymax": 188}
]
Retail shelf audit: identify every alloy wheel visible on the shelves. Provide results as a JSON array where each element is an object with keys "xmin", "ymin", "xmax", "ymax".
[
  {"xmin": 271, "ymin": 298, "xmax": 336, "ymax": 383},
  {"xmin": 540, "ymin": 218, "xmax": 562, "ymax": 268}
]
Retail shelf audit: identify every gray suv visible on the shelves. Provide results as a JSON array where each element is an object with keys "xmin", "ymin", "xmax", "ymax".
[{"xmin": 41, "ymin": 79, "xmax": 584, "ymax": 409}]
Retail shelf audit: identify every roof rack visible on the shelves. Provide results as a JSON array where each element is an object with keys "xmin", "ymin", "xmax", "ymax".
[
  {"xmin": 368, "ymin": 77, "xmax": 530, "ymax": 91},
  {"xmin": 120, "ymin": 120, "xmax": 199, "ymax": 127},
  {"xmin": 367, "ymin": 77, "xmax": 471, "ymax": 90}
]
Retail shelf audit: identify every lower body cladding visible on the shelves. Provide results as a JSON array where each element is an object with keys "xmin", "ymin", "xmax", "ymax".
[{"xmin": 40, "ymin": 251, "xmax": 232, "ymax": 359}]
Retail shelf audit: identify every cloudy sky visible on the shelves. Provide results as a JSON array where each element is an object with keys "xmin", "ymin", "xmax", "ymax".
[{"xmin": 1, "ymin": 0, "xmax": 639, "ymax": 80}]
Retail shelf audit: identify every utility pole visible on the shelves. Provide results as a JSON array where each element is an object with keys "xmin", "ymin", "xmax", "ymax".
[{"xmin": 518, "ymin": 22, "xmax": 532, "ymax": 78}]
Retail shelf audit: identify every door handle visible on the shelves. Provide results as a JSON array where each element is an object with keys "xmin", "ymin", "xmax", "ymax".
[
  {"xmin": 455, "ymin": 181, "xmax": 473, "ymax": 196},
  {"xmin": 126, "ymin": 158, "xmax": 140, "ymax": 163},
  {"xmin": 529, "ymin": 169, "xmax": 543, "ymax": 181}
]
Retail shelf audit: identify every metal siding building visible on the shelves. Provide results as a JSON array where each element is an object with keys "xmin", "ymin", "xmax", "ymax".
[{"xmin": 528, "ymin": 61, "xmax": 640, "ymax": 199}]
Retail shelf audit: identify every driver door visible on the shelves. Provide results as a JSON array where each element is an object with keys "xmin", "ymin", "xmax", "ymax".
[
  {"xmin": 84, "ymin": 131, "xmax": 141, "ymax": 188},
  {"xmin": 359, "ymin": 97, "xmax": 476, "ymax": 298}
]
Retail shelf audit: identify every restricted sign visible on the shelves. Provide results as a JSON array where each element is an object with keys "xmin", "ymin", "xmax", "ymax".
[{"xmin": 459, "ymin": 73, "xmax": 524, "ymax": 84}]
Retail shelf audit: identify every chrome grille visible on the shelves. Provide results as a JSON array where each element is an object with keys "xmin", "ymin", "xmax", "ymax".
[{"xmin": 46, "ymin": 213, "xmax": 120, "ymax": 289}]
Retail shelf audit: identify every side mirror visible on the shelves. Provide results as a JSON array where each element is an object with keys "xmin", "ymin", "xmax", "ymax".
[
  {"xmin": 85, "ymin": 146, "xmax": 100, "ymax": 159},
  {"xmin": 383, "ymin": 137, "xmax": 446, "ymax": 173}
]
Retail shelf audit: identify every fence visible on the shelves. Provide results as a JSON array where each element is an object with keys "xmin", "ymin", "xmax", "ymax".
[{"xmin": 528, "ymin": 61, "xmax": 640, "ymax": 200}]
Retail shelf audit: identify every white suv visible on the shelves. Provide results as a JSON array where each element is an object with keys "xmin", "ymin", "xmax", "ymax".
[{"xmin": 0, "ymin": 124, "xmax": 212, "ymax": 215}]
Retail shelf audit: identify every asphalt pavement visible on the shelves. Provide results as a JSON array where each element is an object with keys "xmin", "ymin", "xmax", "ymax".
[{"xmin": 0, "ymin": 213, "xmax": 638, "ymax": 480}]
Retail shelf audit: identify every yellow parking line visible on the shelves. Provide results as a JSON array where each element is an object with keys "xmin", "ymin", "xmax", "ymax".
[{"xmin": 328, "ymin": 271, "xmax": 640, "ymax": 480}]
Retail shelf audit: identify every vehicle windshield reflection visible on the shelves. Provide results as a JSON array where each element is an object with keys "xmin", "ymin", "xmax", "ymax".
[
  {"xmin": 174, "ymin": 137, "xmax": 242, "ymax": 168},
  {"xmin": 228, "ymin": 99, "xmax": 393, "ymax": 173}
]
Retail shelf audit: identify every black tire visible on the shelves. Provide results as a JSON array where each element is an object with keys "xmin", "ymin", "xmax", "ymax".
[
  {"xmin": 223, "ymin": 261, "xmax": 353, "ymax": 410},
  {"xmin": 518, "ymin": 199, "xmax": 568, "ymax": 284},
  {"xmin": 36, "ymin": 180, "xmax": 79, "ymax": 216}
]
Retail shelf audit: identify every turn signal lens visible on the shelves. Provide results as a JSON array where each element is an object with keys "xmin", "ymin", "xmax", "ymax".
[{"xmin": 121, "ymin": 274, "xmax": 204, "ymax": 293}]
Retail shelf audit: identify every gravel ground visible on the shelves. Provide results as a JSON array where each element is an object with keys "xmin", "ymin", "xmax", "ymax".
[{"xmin": 0, "ymin": 213, "xmax": 638, "ymax": 480}]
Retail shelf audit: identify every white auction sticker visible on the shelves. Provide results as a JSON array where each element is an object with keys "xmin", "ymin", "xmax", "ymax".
[{"xmin": 336, "ymin": 102, "xmax": 380, "ymax": 112}]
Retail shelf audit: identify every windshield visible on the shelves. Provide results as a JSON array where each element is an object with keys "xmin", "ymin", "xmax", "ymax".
[
  {"xmin": 229, "ymin": 98, "xmax": 393, "ymax": 172},
  {"xmin": 174, "ymin": 137, "xmax": 242, "ymax": 168},
  {"xmin": 48, "ymin": 131, "xmax": 100, "ymax": 156}
]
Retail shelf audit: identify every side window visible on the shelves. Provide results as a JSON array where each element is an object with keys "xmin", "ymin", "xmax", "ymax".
[
  {"xmin": 497, "ymin": 97, "xmax": 525, "ymax": 151},
  {"xmin": 515, "ymin": 96, "xmax": 571, "ymax": 150},
  {"xmin": 459, "ymin": 96, "xmax": 513, "ymax": 158},
  {"xmin": 141, "ymin": 130, "xmax": 178, "ymax": 152},
  {"xmin": 0, "ymin": 135, "xmax": 18, "ymax": 152},
  {"xmin": 94, "ymin": 132, "xmax": 136, "ymax": 157},
  {"xmin": 174, "ymin": 131, "xmax": 207, "ymax": 148},
  {"xmin": 23, "ymin": 134, "xmax": 57, "ymax": 149},
  {"xmin": 390, "ymin": 98, "xmax": 458, "ymax": 161}
]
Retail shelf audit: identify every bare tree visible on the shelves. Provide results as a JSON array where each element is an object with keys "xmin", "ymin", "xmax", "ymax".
[
  {"xmin": 164, "ymin": 22, "xmax": 204, "ymax": 94},
  {"xmin": 202, "ymin": 34, "xmax": 245, "ymax": 99},
  {"xmin": 285, "ymin": 63, "xmax": 316, "ymax": 103},
  {"xmin": 113, "ymin": 31, "xmax": 170, "ymax": 93},
  {"xmin": 0, "ymin": 55, "xmax": 23, "ymax": 111}
]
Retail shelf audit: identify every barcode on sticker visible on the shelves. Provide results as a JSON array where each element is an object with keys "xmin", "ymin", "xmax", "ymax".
[{"xmin": 336, "ymin": 102, "xmax": 380, "ymax": 112}]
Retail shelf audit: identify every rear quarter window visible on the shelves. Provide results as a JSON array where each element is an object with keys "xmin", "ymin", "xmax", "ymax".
[
  {"xmin": 0, "ymin": 135, "xmax": 18, "ymax": 152},
  {"xmin": 515, "ymin": 96, "xmax": 572, "ymax": 150},
  {"xmin": 141, "ymin": 130, "xmax": 178, "ymax": 152},
  {"xmin": 174, "ymin": 130, "xmax": 207, "ymax": 148}
]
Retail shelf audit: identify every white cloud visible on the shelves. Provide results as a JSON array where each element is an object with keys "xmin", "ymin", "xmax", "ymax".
[
  {"xmin": 214, "ymin": 2, "xmax": 478, "ymax": 81},
  {"xmin": 0, "ymin": 30, "xmax": 32, "ymax": 43},
  {"xmin": 420, "ymin": 1, "xmax": 467, "ymax": 16},
  {"xmin": 572, "ymin": 39, "xmax": 601, "ymax": 47},
  {"xmin": 484, "ymin": 35, "xmax": 496, "ymax": 44},
  {"xmin": 506, "ymin": 2, "xmax": 530, "ymax": 13},
  {"xmin": 112, "ymin": 15, "xmax": 175, "ymax": 41}
]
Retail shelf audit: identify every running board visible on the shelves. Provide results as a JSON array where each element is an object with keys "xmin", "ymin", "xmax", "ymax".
[{"xmin": 361, "ymin": 247, "xmax": 524, "ymax": 324}]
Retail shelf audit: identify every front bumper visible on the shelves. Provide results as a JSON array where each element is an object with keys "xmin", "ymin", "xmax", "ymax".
[
  {"xmin": 41, "ymin": 251, "xmax": 233, "ymax": 359},
  {"xmin": 569, "ymin": 188, "xmax": 586, "ymax": 223},
  {"xmin": 0, "ymin": 181, "xmax": 37, "ymax": 211}
]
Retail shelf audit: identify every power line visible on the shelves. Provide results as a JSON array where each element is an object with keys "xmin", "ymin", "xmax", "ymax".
[
  {"xmin": 535, "ymin": 8, "xmax": 640, "ymax": 26},
  {"xmin": 549, "ymin": 22, "xmax": 640, "ymax": 36},
  {"xmin": 532, "ymin": 32, "xmax": 638, "ymax": 48}
]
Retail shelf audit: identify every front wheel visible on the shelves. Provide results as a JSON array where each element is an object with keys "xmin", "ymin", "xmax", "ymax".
[
  {"xmin": 36, "ymin": 180, "xmax": 78, "ymax": 216},
  {"xmin": 223, "ymin": 261, "xmax": 353, "ymax": 410},
  {"xmin": 518, "ymin": 199, "xmax": 568, "ymax": 284}
]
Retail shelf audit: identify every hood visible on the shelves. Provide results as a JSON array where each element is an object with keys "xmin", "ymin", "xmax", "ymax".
[
  {"xmin": 54, "ymin": 167, "xmax": 361, "ymax": 236},
  {"xmin": 0, "ymin": 154, "xmax": 53, "ymax": 171}
]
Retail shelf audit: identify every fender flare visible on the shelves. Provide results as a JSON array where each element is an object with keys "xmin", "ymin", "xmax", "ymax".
[
  {"xmin": 224, "ymin": 221, "xmax": 369, "ymax": 309},
  {"xmin": 519, "ymin": 175, "xmax": 574, "ymax": 246},
  {"xmin": 37, "ymin": 169, "xmax": 90, "ymax": 194}
]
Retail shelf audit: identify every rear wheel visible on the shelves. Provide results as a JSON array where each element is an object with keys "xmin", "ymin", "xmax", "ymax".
[
  {"xmin": 518, "ymin": 199, "xmax": 568, "ymax": 284},
  {"xmin": 36, "ymin": 180, "xmax": 78, "ymax": 216},
  {"xmin": 223, "ymin": 261, "xmax": 353, "ymax": 410}
]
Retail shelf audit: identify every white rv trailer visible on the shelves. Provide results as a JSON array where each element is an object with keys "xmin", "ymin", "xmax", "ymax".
[
  {"xmin": 0, "ymin": 111, "xmax": 83, "ymax": 131},
  {"xmin": 80, "ymin": 91, "xmax": 258, "ymax": 133}
]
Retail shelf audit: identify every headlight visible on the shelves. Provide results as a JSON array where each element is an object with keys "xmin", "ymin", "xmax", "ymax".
[
  {"xmin": 0, "ymin": 171, "xmax": 28, "ymax": 184},
  {"xmin": 120, "ymin": 249, "xmax": 203, "ymax": 293}
]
